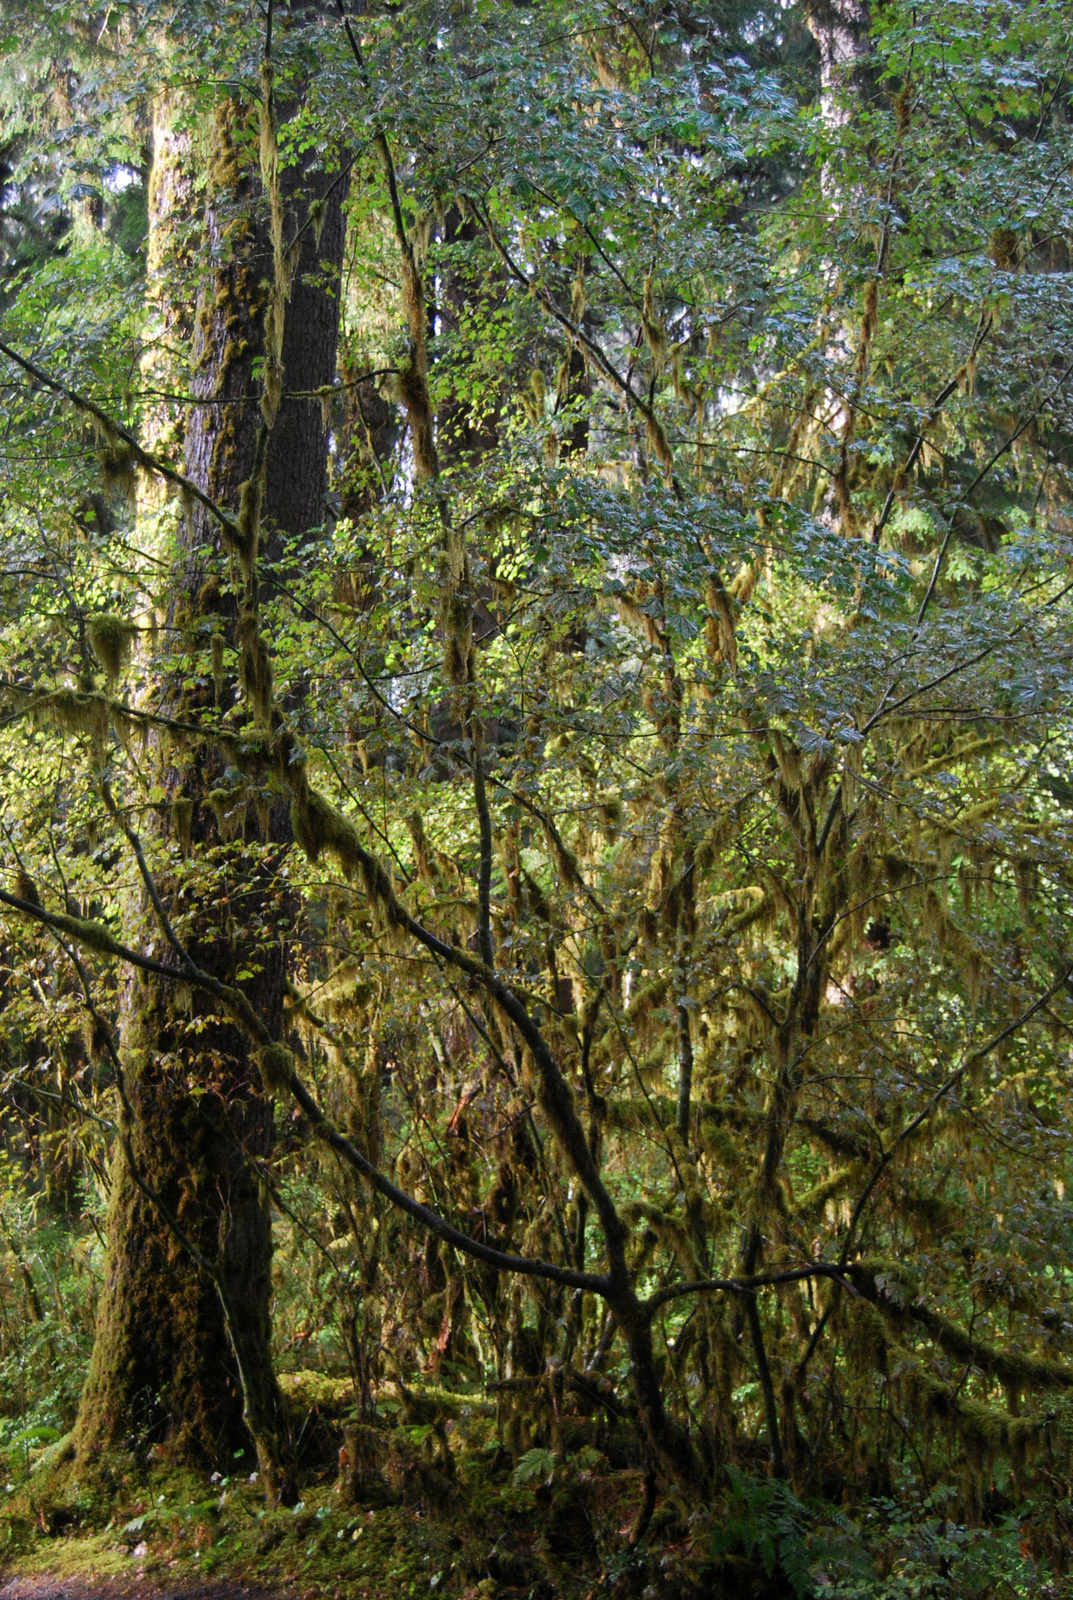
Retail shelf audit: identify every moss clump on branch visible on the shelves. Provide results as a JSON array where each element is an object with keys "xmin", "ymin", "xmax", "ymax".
[
  {"xmin": 48, "ymin": 910, "xmax": 125, "ymax": 962},
  {"xmin": 790, "ymin": 1164, "xmax": 856, "ymax": 1219},
  {"xmin": 255, "ymin": 1042, "xmax": 295, "ymax": 1097},
  {"xmin": 171, "ymin": 797, "xmax": 194, "ymax": 857},
  {"xmin": 291, "ymin": 787, "xmax": 363, "ymax": 872},
  {"xmin": 34, "ymin": 688, "xmax": 109, "ymax": 745},
  {"xmin": 87, "ymin": 614, "xmax": 137, "ymax": 680}
]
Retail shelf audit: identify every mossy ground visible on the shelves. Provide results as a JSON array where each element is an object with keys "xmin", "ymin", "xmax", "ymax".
[
  {"xmin": 2, "ymin": 1379, "xmax": 1055, "ymax": 1598},
  {"xmin": 0, "ymin": 1381, "xmax": 675, "ymax": 1600},
  {"xmin": 0, "ymin": 1466, "xmax": 664, "ymax": 1600}
]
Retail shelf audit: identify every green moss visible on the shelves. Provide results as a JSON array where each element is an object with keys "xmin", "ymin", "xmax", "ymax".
[
  {"xmin": 87, "ymin": 614, "xmax": 137, "ymax": 680},
  {"xmin": 291, "ymin": 788, "xmax": 364, "ymax": 874},
  {"xmin": 236, "ymin": 603, "xmax": 273, "ymax": 722},
  {"xmin": 277, "ymin": 1370, "xmax": 353, "ymax": 1410},
  {"xmin": 255, "ymin": 1042, "xmax": 294, "ymax": 1097},
  {"xmin": 34, "ymin": 688, "xmax": 109, "ymax": 744}
]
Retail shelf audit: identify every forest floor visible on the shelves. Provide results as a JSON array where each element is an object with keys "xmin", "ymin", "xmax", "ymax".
[
  {"xmin": 0, "ymin": 1497, "xmax": 484, "ymax": 1600},
  {"xmin": 0, "ymin": 1443, "xmax": 669, "ymax": 1600},
  {"xmin": 1, "ymin": 1457, "xmax": 1059, "ymax": 1599},
  {"xmin": 0, "ymin": 1582, "xmax": 276, "ymax": 1600},
  {"xmin": 0, "ymin": 1376, "xmax": 693, "ymax": 1600},
  {"xmin": 8, "ymin": 1379, "xmax": 1047, "ymax": 1596}
]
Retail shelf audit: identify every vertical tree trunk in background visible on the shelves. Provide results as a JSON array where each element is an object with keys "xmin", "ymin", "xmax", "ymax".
[
  {"xmin": 805, "ymin": 0, "xmax": 873, "ymax": 535},
  {"xmin": 805, "ymin": 0, "xmax": 872, "ymax": 121},
  {"xmin": 74, "ymin": 90, "xmax": 345, "ymax": 1477},
  {"xmin": 338, "ymin": 349, "xmax": 397, "ymax": 523},
  {"xmin": 436, "ymin": 206, "xmax": 499, "ymax": 468}
]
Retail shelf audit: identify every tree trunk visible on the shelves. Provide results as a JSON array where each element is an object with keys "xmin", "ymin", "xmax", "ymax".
[
  {"xmin": 74, "ymin": 89, "xmax": 345, "ymax": 1478},
  {"xmin": 806, "ymin": 0, "xmax": 873, "ymax": 536},
  {"xmin": 805, "ymin": 0, "xmax": 872, "ymax": 124}
]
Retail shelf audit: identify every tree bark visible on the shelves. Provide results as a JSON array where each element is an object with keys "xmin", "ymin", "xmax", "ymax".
[
  {"xmin": 805, "ymin": 0, "xmax": 872, "ymax": 124},
  {"xmin": 74, "ymin": 88, "xmax": 345, "ymax": 1478}
]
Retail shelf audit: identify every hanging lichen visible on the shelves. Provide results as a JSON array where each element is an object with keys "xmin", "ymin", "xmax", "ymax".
[{"xmin": 87, "ymin": 614, "xmax": 137, "ymax": 681}]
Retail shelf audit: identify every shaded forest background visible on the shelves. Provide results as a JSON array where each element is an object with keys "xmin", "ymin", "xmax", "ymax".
[{"xmin": 0, "ymin": 0, "xmax": 1073, "ymax": 1594}]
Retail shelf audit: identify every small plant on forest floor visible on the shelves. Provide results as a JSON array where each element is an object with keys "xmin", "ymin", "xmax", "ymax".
[
  {"xmin": 810, "ymin": 1490, "xmax": 1057, "ymax": 1599},
  {"xmin": 708, "ymin": 1467, "xmax": 821, "ymax": 1598}
]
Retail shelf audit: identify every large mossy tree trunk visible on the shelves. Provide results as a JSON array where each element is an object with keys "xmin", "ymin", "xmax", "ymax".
[{"xmin": 74, "ymin": 90, "xmax": 345, "ymax": 1477}]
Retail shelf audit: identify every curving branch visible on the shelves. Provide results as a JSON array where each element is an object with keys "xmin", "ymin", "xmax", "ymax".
[
  {"xmin": 646, "ymin": 1260, "xmax": 858, "ymax": 1313},
  {"xmin": 0, "ymin": 337, "xmax": 241, "ymax": 542},
  {"xmin": 849, "ymin": 1261, "xmax": 1073, "ymax": 1391},
  {"xmin": 0, "ymin": 880, "xmax": 607, "ymax": 1297}
]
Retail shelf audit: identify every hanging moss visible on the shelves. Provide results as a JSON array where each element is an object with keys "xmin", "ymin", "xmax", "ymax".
[
  {"xmin": 990, "ymin": 227, "xmax": 1020, "ymax": 269},
  {"xmin": 210, "ymin": 632, "xmax": 225, "ymax": 702},
  {"xmin": 542, "ymin": 826, "xmax": 580, "ymax": 889},
  {"xmin": 644, "ymin": 415, "xmax": 675, "ymax": 480},
  {"xmin": 228, "ymin": 476, "xmax": 260, "ymax": 581},
  {"xmin": 395, "ymin": 255, "xmax": 437, "ymax": 482},
  {"xmin": 261, "ymin": 300, "xmax": 284, "ymax": 428},
  {"xmin": 14, "ymin": 868, "xmax": 41, "ymax": 907},
  {"xmin": 98, "ymin": 439, "xmax": 138, "ymax": 502},
  {"xmin": 439, "ymin": 587, "xmax": 474, "ymax": 688},
  {"xmin": 519, "ymin": 367, "xmax": 546, "ymax": 425},
  {"xmin": 408, "ymin": 812, "xmax": 436, "ymax": 884},
  {"xmin": 83, "ymin": 1012, "xmax": 112, "ymax": 1061},
  {"xmin": 253, "ymin": 788, "xmax": 271, "ymax": 838},
  {"xmin": 641, "ymin": 274, "xmax": 668, "ymax": 373},
  {"xmin": 698, "ymin": 1114, "xmax": 743, "ymax": 1170},
  {"xmin": 849, "ymin": 1260, "xmax": 1073, "ymax": 1392},
  {"xmin": 209, "ymin": 787, "xmax": 245, "ymax": 842},
  {"xmin": 791, "ymin": 1164, "xmax": 856, "ymax": 1218},
  {"xmin": 615, "ymin": 589, "xmax": 664, "ymax": 649},
  {"xmin": 621, "ymin": 1200, "xmax": 700, "ymax": 1276},
  {"xmin": 291, "ymin": 786, "xmax": 363, "ymax": 874},
  {"xmin": 624, "ymin": 973, "xmax": 670, "ymax": 1033},
  {"xmin": 36, "ymin": 687, "xmax": 110, "ymax": 746},
  {"xmin": 704, "ymin": 576, "xmax": 737, "ymax": 670},
  {"xmin": 236, "ymin": 604, "xmax": 274, "ymax": 724},
  {"xmin": 255, "ymin": 1042, "xmax": 294, "ymax": 1097},
  {"xmin": 87, "ymin": 613, "xmax": 137, "ymax": 680}
]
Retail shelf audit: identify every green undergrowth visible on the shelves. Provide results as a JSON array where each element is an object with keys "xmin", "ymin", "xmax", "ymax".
[
  {"xmin": 0, "ymin": 1451, "xmax": 642, "ymax": 1600},
  {"xmin": 0, "ymin": 1395, "xmax": 1064, "ymax": 1599}
]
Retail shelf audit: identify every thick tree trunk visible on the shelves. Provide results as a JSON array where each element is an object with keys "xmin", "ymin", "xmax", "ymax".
[
  {"xmin": 74, "ymin": 91, "xmax": 345, "ymax": 1477},
  {"xmin": 805, "ymin": 0, "xmax": 873, "ymax": 536},
  {"xmin": 435, "ymin": 206, "xmax": 500, "ymax": 468},
  {"xmin": 805, "ymin": 0, "xmax": 872, "ymax": 123}
]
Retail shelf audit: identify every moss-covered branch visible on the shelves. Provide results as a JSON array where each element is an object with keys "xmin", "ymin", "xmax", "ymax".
[
  {"xmin": 0, "ymin": 880, "xmax": 609, "ymax": 1298},
  {"xmin": 850, "ymin": 1260, "xmax": 1073, "ymax": 1391},
  {"xmin": 0, "ymin": 337, "xmax": 241, "ymax": 543},
  {"xmin": 849, "ymin": 1300, "xmax": 1044, "ymax": 1460},
  {"xmin": 838, "ymin": 961, "xmax": 1073, "ymax": 1265},
  {"xmin": 646, "ymin": 1260, "xmax": 856, "ymax": 1312}
]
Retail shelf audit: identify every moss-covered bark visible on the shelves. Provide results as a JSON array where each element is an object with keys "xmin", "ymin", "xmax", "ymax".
[
  {"xmin": 74, "ymin": 984, "xmax": 279, "ymax": 1462},
  {"xmin": 74, "ymin": 86, "xmax": 345, "ymax": 1474}
]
